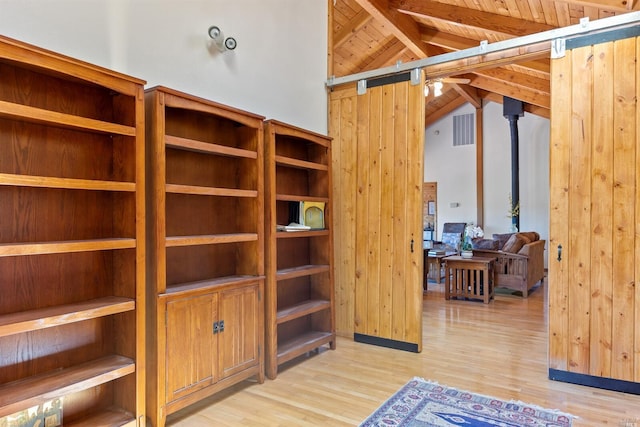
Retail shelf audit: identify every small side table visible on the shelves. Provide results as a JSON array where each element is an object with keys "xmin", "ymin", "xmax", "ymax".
[
  {"xmin": 424, "ymin": 251, "xmax": 456, "ymax": 287},
  {"xmin": 444, "ymin": 255, "xmax": 496, "ymax": 303}
]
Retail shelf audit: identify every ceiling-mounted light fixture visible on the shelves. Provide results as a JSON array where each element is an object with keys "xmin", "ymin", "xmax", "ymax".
[
  {"xmin": 433, "ymin": 81, "xmax": 443, "ymax": 97},
  {"xmin": 424, "ymin": 76, "xmax": 471, "ymax": 97},
  {"xmin": 424, "ymin": 80, "xmax": 444, "ymax": 97}
]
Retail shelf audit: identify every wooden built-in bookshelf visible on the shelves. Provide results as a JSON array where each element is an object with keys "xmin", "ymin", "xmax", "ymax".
[
  {"xmin": 0, "ymin": 35, "xmax": 146, "ymax": 426},
  {"xmin": 264, "ymin": 119, "xmax": 335, "ymax": 379},
  {"xmin": 145, "ymin": 86, "xmax": 265, "ymax": 427}
]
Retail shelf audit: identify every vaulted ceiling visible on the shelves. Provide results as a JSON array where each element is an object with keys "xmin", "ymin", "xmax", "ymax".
[{"xmin": 329, "ymin": 0, "xmax": 637, "ymax": 125}]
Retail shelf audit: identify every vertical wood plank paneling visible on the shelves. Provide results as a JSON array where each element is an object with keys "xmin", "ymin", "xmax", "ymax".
[
  {"xmin": 379, "ymin": 84, "xmax": 395, "ymax": 338},
  {"xmin": 392, "ymin": 83, "xmax": 409, "ymax": 341},
  {"xmin": 567, "ymin": 45, "xmax": 593, "ymax": 375},
  {"xmin": 366, "ymin": 86, "xmax": 383, "ymax": 337},
  {"xmin": 354, "ymin": 87, "xmax": 371, "ymax": 336},
  {"xmin": 406, "ymin": 78, "xmax": 425, "ymax": 350},
  {"xmin": 590, "ymin": 41, "xmax": 614, "ymax": 378},
  {"xmin": 549, "ymin": 50, "xmax": 572, "ymax": 371},
  {"xmin": 329, "ymin": 95, "xmax": 343, "ymax": 333},
  {"xmin": 550, "ymin": 34, "xmax": 640, "ymax": 384},
  {"xmin": 636, "ymin": 38, "xmax": 640, "ymax": 384},
  {"xmin": 329, "ymin": 87, "xmax": 358, "ymax": 337},
  {"xmin": 329, "ymin": 80, "xmax": 423, "ymax": 349},
  {"xmin": 611, "ymin": 36, "xmax": 636, "ymax": 380},
  {"xmin": 341, "ymin": 94, "xmax": 358, "ymax": 337}
]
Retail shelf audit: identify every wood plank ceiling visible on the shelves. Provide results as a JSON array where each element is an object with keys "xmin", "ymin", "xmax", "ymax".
[{"xmin": 329, "ymin": 0, "xmax": 637, "ymax": 125}]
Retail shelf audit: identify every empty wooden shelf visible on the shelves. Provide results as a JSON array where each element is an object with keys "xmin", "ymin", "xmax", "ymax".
[
  {"xmin": 264, "ymin": 119, "xmax": 336, "ymax": 380},
  {"xmin": 0, "ymin": 35, "xmax": 146, "ymax": 425}
]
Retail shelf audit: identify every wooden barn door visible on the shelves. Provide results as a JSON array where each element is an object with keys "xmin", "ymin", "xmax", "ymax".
[
  {"xmin": 549, "ymin": 28, "xmax": 640, "ymax": 389},
  {"xmin": 329, "ymin": 75, "xmax": 424, "ymax": 352}
]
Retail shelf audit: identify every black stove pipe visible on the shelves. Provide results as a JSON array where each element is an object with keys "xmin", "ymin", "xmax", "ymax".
[{"xmin": 503, "ymin": 97, "xmax": 524, "ymax": 231}]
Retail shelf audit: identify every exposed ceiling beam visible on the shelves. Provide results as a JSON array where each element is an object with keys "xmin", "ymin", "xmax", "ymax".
[
  {"xmin": 425, "ymin": 96, "xmax": 467, "ymax": 127},
  {"xmin": 452, "ymin": 84, "xmax": 482, "ymax": 108},
  {"xmin": 470, "ymin": 75, "xmax": 550, "ymax": 109},
  {"xmin": 353, "ymin": 0, "xmax": 468, "ymax": 93},
  {"xmin": 353, "ymin": 0, "xmax": 430, "ymax": 57},
  {"xmin": 391, "ymin": 0, "xmax": 556, "ymax": 38},
  {"xmin": 474, "ymin": 68, "xmax": 549, "ymax": 95},
  {"xmin": 480, "ymin": 91, "xmax": 550, "ymax": 118},
  {"xmin": 334, "ymin": 9, "xmax": 372, "ymax": 48},
  {"xmin": 421, "ymin": 28, "xmax": 550, "ymax": 76},
  {"xmin": 423, "ymin": 40, "xmax": 550, "ymax": 80},
  {"xmin": 329, "ymin": 10, "xmax": 640, "ymax": 87}
]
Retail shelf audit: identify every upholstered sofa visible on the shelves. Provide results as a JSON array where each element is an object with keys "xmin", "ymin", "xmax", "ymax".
[{"xmin": 471, "ymin": 231, "xmax": 545, "ymax": 298}]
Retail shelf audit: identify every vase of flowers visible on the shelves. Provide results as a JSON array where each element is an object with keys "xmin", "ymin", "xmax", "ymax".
[{"xmin": 461, "ymin": 224, "xmax": 484, "ymax": 258}]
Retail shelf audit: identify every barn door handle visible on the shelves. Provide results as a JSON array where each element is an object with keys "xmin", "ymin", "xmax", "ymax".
[
  {"xmin": 557, "ymin": 244, "xmax": 562, "ymax": 261},
  {"xmin": 411, "ymin": 239, "xmax": 414, "ymax": 253}
]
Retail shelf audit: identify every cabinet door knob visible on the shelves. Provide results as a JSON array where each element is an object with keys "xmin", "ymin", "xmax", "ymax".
[
  {"xmin": 411, "ymin": 239, "xmax": 414, "ymax": 253},
  {"xmin": 213, "ymin": 321, "xmax": 219, "ymax": 334},
  {"xmin": 557, "ymin": 244, "xmax": 562, "ymax": 261},
  {"xmin": 219, "ymin": 320, "xmax": 225, "ymax": 332}
]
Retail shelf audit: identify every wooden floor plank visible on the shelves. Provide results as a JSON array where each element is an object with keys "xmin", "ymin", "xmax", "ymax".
[{"xmin": 167, "ymin": 279, "xmax": 640, "ymax": 426}]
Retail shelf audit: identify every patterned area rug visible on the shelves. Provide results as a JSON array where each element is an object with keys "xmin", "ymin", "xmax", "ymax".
[{"xmin": 360, "ymin": 377, "xmax": 573, "ymax": 426}]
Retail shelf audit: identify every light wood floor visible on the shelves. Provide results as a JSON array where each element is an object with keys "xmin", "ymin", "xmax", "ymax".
[{"xmin": 167, "ymin": 279, "xmax": 640, "ymax": 426}]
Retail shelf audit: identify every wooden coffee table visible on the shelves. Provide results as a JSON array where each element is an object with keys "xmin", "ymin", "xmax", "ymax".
[{"xmin": 444, "ymin": 255, "xmax": 496, "ymax": 303}]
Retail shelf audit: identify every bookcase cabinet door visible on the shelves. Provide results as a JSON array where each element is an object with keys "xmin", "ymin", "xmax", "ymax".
[
  {"xmin": 219, "ymin": 284, "xmax": 261, "ymax": 379},
  {"xmin": 165, "ymin": 293, "xmax": 218, "ymax": 403}
]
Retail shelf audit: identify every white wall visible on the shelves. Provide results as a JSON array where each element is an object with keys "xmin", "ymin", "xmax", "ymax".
[
  {"xmin": 424, "ymin": 103, "xmax": 478, "ymax": 234},
  {"xmin": 0, "ymin": 0, "xmax": 328, "ymax": 134},
  {"xmin": 424, "ymin": 101, "xmax": 550, "ymax": 266}
]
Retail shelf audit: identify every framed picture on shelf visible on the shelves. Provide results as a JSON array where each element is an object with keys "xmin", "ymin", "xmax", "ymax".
[{"xmin": 301, "ymin": 201, "xmax": 325, "ymax": 229}]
